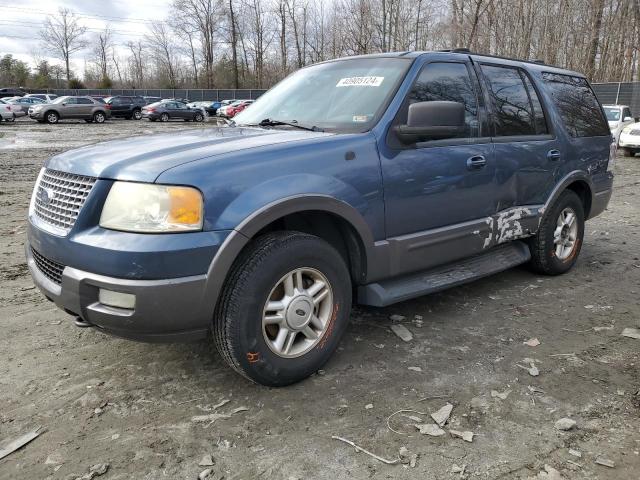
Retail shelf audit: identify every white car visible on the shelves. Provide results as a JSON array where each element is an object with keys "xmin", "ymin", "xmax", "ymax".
[
  {"xmin": 0, "ymin": 99, "xmax": 25, "ymax": 121},
  {"xmin": 24, "ymin": 93, "xmax": 58, "ymax": 103},
  {"xmin": 603, "ymin": 104, "xmax": 635, "ymax": 145},
  {"xmin": 619, "ymin": 122, "xmax": 640, "ymax": 157}
]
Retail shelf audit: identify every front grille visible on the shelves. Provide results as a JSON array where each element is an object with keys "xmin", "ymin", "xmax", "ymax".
[
  {"xmin": 33, "ymin": 169, "xmax": 96, "ymax": 233},
  {"xmin": 31, "ymin": 247, "xmax": 65, "ymax": 285},
  {"xmin": 630, "ymin": 129, "xmax": 640, "ymax": 136}
]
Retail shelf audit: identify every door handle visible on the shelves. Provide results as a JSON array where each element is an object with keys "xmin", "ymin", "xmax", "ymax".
[
  {"xmin": 466, "ymin": 155, "xmax": 486, "ymax": 170},
  {"xmin": 547, "ymin": 149, "xmax": 561, "ymax": 161}
]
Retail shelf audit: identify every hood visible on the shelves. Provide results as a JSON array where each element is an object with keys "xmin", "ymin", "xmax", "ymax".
[{"xmin": 46, "ymin": 127, "xmax": 331, "ymax": 182}]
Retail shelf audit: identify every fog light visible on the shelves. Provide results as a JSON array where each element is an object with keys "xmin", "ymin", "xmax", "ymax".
[{"xmin": 98, "ymin": 289, "xmax": 136, "ymax": 310}]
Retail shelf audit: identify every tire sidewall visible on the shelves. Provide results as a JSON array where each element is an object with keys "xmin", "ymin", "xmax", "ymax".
[
  {"xmin": 46, "ymin": 111, "xmax": 58, "ymax": 124},
  {"xmin": 133, "ymin": 109, "xmax": 142, "ymax": 120},
  {"xmin": 161, "ymin": 113, "xmax": 169, "ymax": 122},
  {"xmin": 94, "ymin": 112, "xmax": 105, "ymax": 123},
  {"xmin": 541, "ymin": 192, "xmax": 585, "ymax": 273},
  {"xmin": 195, "ymin": 113, "xmax": 204, "ymax": 122},
  {"xmin": 225, "ymin": 235, "xmax": 351, "ymax": 386}
]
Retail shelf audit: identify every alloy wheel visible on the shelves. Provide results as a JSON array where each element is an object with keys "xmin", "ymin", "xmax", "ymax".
[
  {"xmin": 262, "ymin": 267, "xmax": 334, "ymax": 358},
  {"xmin": 553, "ymin": 207, "xmax": 578, "ymax": 260}
]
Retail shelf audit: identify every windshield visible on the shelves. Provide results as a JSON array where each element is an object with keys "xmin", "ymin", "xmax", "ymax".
[
  {"xmin": 604, "ymin": 107, "xmax": 620, "ymax": 122},
  {"xmin": 52, "ymin": 96, "xmax": 69, "ymax": 104},
  {"xmin": 233, "ymin": 57, "xmax": 412, "ymax": 132}
]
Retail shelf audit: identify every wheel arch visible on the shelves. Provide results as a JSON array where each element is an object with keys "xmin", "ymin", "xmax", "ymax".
[
  {"xmin": 544, "ymin": 171, "xmax": 594, "ymax": 219},
  {"xmin": 202, "ymin": 195, "xmax": 376, "ymax": 319}
]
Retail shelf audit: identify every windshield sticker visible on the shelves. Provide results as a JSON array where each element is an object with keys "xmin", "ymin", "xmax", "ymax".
[
  {"xmin": 352, "ymin": 115, "xmax": 369, "ymax": 122},
  {"xmin": 336, "ymin": 76, "xmax": 384, "ymax": 87}
]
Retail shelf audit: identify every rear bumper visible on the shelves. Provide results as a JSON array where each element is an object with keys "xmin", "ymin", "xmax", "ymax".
[
  {"xmin": 588, "ymin": 172, "xmax": 614, "ymax": 219},
  {"xmin": 26, "ymin": 242, "xmax": 210, "ymax": 342}
]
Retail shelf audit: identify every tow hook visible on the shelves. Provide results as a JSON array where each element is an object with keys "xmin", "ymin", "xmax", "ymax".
[{"xmin": 74, "ymin": 317, "xmax": 92, "ymax": 328}]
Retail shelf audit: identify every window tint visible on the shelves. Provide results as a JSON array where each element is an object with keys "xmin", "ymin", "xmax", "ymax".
[
  {"xmin": 77, "ymin": 98, "xmax": 93, "ymax": 104},
  {"xmin": 623, "ymin": 107, "xmax": 632, "ymax": 119},
  {"xmin": 481, "ymin": 65, "xmax": 541, "ymax": 136},
  {"xmin": 406, "ymin": 62, "xmax": 479, "ymax": 138},
  {"xmin": 541, "ymin": 73, "xmax": 609, "ymax": 137},
  {"xmin": 522, "ymin": 75, "xmax": 549, "ymax": 134}
]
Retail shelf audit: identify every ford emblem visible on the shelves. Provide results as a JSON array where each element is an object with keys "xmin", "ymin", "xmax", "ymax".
[{"xmin": 39, "ymin": 187, "xmax": 55, "ymax": 205}]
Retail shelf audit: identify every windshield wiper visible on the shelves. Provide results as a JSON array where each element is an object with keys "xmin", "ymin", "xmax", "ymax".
[{"xmin": 238, "ymin": 118, "xmax": 323, "ymax": 132}]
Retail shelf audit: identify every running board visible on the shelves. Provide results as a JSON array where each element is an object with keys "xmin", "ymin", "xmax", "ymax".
[{"xmin": 358, "ymin": 241, "xmax": 531, "ymax": 307}]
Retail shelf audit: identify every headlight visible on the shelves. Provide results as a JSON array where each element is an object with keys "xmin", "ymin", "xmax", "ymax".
[{"xmin": 100, "ymin": 182, "xmax": 203, "ymax": 232}]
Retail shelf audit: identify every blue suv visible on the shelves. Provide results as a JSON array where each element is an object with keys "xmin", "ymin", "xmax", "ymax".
[{"xmin": 26, "ymin": 50, "xmax": 614, "ymax": 386}]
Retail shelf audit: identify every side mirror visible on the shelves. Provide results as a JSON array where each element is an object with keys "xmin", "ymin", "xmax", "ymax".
[
  {"xmin": 624, "ymin": 116, "xmax": 633, "ymax": 122},
  {"xmin": 395, "ymin": 101, "xmax": 466, "ymax": 144}
]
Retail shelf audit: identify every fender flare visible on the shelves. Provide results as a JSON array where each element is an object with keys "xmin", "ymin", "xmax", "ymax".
[
  {"xmin": 543, "ymin": 170, "xmax": 594, "ymax": 218},
  {"xmin": 201, "ymin": 194, "xmax": 376, "ymax": 318}
]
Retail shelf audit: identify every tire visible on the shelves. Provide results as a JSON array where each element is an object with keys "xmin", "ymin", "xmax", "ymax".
[
  {"xmin": 45, "ymin": 111, "xmax": 58, "ymax": 124},
  {"xmin": 529, "ymin": 190, "xmax": 585, "ymax": 275},
  {"xmin": 132, "ymin": 109, "xmax": 142, "ymax": 120},
  {"xmin": 93, "ymin": 111, "xmax": 106, "ymax": 124},
  {"xmin": 160, "ymin": 113, "xmax": 169, "ymax": 122},
  {"xmin": 213, "ymin": 231, "xmax": 352, "ymax": 386},
  {"xmin": 6, "ymin": 115, "xmax": 15, "ymax": 122},
  {"xmin": 622, "ymin": 148, "xmax": 634, "ymax": 157},
  {"xmin": 195, "ymin": 113, "xmax": 204, "ymax": 122}
]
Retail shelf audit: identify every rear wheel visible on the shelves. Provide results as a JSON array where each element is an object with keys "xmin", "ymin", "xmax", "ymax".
[
  {"xmin": 132, "ymin": 109, "xmax": 142, "ymax": 120},
  {"xmin": 213, "ymin": 232, "xmax": 352, "ymax": 386},
  {"xmin": 45, "ymin": 111, "xmax": 58, "ymax": 124},
  {"xmin": 623, "ymin": 147, "xmax": 636, "ymax": 157},
  {"xmin": 529, "ymin": 190, "xmax": 585, "ymax": 275},
  {"xmin": 93, "ymin": 111, "xmax": 106, "ymax": 123},
  {"xmin": 195, "ymin": 113, "xmax": 204, "ymax": 122},
  {"xmin": 160, "ymin": 113, "xmax": 169, "ymax": 122}
]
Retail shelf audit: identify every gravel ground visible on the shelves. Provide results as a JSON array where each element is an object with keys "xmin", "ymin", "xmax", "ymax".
[{"xmin": 0, "ymin": 117, "xmax": 639, "ymax": 480}]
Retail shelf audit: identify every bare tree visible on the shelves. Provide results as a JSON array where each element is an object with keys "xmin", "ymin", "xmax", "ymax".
[
  {"xmin": 39, "ymin": 8, "xmax": 87, "ymax": 84},
  {"xmin": 94, "ymin": 28, "xmax": 113, "ymax": 82}
]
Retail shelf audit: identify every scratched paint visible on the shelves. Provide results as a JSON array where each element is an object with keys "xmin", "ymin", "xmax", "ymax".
[{"xmin": 481, "ymin": 207, "xmax": 534, "ymax": 249}]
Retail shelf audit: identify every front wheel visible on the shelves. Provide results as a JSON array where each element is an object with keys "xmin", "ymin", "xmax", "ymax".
[
  {"xmin": 213, "ymin": 232, "xmax": 352, "ymax": 386},
  {"xmin": 93, "ymin": 112, "xmax": 106, "ymax": 123},
  {"xmin": 160, "ymin": 113, "xmax": 169, "ymax": 122},
  {"xmin": 623, "ymin": 147, "xmax": 636, "ymax": 157},
  {"xmin": 132, "ymin": 109, "xmax": 142, "ymax": 120},
  {"xmin": 194, "ymin": 113, "xmax": 204, "ymax": 122},
  {"xmin": 45, "ymin": 111, "xmax": 59, "ymax": 124},
  {"xmin": 529, "ymin": 190, "xmax": 585, "ymax": 275}
]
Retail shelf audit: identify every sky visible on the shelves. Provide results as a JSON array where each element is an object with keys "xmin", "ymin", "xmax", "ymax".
[{"xmin": 0, "ymin": 0, "xmax": 171, "ymax": 76}]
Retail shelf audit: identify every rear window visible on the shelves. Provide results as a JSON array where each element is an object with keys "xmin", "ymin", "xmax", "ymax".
[{"xmin": 542, "ymin": 73, "xmax": 609, "ymax": 137}]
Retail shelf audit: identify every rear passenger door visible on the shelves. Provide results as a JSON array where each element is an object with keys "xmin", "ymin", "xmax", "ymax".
[
  {"xmin": 76, "ymin": 97, "xmax": 95, "ymax": 117},
  {"xmin": 477, "ymin": 62, "xmax": 559, "ymax": 208}
]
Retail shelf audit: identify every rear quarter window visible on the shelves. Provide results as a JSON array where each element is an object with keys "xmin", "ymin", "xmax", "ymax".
[{"xmin": 542, "ymin": 72, "xmax": 609, "ymax": 137}]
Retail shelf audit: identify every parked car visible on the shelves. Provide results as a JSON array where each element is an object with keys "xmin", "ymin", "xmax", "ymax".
[
  {"xmin": 8, "ymin": 96, "xmax": 46, "ymax": 114},
  {"xmin": 25, "ymin": 51, "xmax": 613, "ymax": 387},
  {"xmin": 618, "ymin": 122, "xmax": 640, "ymax": 157},
  {"xmin": 603, "ymin": 104, "xmax": 635, "ymax": 145},
  {"xmin": 28, "ymin": 96, "xmax": 111, "ymax": 124},
  {"xmin": 105, "ymin": 95, "xmax": 147, "ymax": 120},
  {"xmin": 0, "ymin": 98, "xmax": 26, "ymax": 119},
  {"xmin": 25, "ymin": 93, "xmax": 58, "ymax": 102},
  {"xmin": 186, "ymin": 101, "xmax": 212, "ymax": 115},
  {"xmin": 215, "ymin": 99, "xmax": 236, "ymax": 116},
  {"xmin": 0, "ymin": 87, "xmax": 25, "ymax": 98},
  {"xmin": 218, "ymin": 100, "xmax": 250, "ymax": 118},
  {"xmin": 227, "ymin": 99, "xmax": 254, "ymax": 118},
  {"xmin": 141, "ymin": 101, "xmax": 205, "ymax": 122},
  {"xmin": 206, "ymin": 101, "xmax": 223, "ymax": 115},
  {"xmin": 142, "ymin": 96, "xmax": 162, "ymax": 104}
]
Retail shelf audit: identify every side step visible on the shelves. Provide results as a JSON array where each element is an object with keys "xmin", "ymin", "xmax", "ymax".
[{"xmin": 358, "ymin": 241, "xmax": 531, "ymax": 307}]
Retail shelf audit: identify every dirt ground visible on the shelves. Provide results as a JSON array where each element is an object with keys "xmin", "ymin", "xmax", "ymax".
[{"xmin": 0, "ymin": 117, "xmax": 639, "ymax": 480}]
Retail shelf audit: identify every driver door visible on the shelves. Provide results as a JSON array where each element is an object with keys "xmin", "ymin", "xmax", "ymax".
[{"xmin": 379, "ymin": 60, "xmax": 501, "ymax": 275}]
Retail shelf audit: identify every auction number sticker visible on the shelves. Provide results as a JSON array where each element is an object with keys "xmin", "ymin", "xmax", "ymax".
[{"xmin": 336, "ymin": 76, "xmax": 384, "ymax": 87}]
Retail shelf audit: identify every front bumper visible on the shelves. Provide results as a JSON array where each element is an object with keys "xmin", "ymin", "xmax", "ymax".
[
  {"xmin": 26, "ymin": 242, "xmax": 211, "ymax": 342},
  {"xmin": 619, "ymin": 135, "xmax": 640, "ymax": 148}
]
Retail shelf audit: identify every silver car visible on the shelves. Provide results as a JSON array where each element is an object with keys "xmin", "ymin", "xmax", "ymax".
[{"xmin": 28, "ymin": 96, "xmax": 111, "ymax": 124}]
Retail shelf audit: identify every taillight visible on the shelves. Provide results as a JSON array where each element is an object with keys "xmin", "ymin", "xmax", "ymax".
[
  {"xmin": 105, "ymin": 104, "xmax": 111, "ymax": 109},
  {"xmin": 147, "ymin": 108, "xmax": 156, "ymax": 112}
]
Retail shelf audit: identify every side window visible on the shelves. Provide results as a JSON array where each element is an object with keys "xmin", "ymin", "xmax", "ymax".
[
  {"xmin": 64, "ymin": 98, "xmax": 77, "ymax": 104},
  {"xmin": 480, "ymin": 64, "xmax": 540, "ymax": 136},
  {"xmin": 541, "ymin": 73, "xmax": 609, "ymax": 137},
  {"xmin": 406, "ymin": 62, "xmax": 479, "ymax": 138},
  {"xmin": 623, "ymin": 107, "xmax": 632, "ymax": 120},
  {"xmin": 77, "ymin": 98, "xmax": 93, "ymax": 105}
]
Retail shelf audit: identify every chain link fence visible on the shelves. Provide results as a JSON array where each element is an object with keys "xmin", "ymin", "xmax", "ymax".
[
  {"xmin": 592, "ymin": 82, "xmax": 640, "ymax": 116},
  {"xmin": 27, "ymin": 89, "xmax": 267, "ymax": 101}
]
